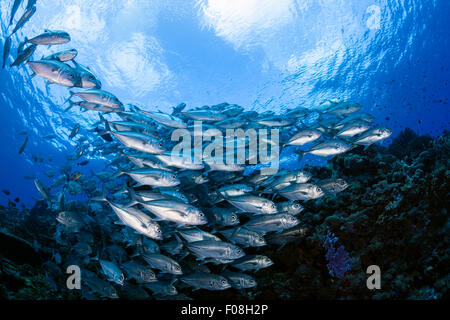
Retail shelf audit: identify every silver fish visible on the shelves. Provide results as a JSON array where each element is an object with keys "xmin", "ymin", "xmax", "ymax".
[
  {"xmin": 99, "ymin": 260, "xmax": 124, "ymax": 285},
  {"xmin": 108, "ymin": 201, "xmax": 163, "ymax": 240},
  {"xmin": 27, "ymin": 30, "xmax": 71, "ymax": 46},
  {"xmin": 279, "ymin": 183, "xmax": 324, "ymax": 201},
  {"xmin": 70, "ymin": 89, "xmax": 122, "ymax": 108},
  {"xmin": 11, "ymin": 5, "xmax": 36, "ymax": 35},
  {"xmin": 353, "ymin": 127, "xmax": 393, "ymax": 146},
  {"xmin": 122, "ymin": 168, "xmax": 179, "ymax": 187},
  {"xmin": 305, "ymin": 140, "xmax": 351, "ymax": 157},
  {"xmin": 231, "ymin": 255, "xmax": 274, "ymax": 272},
  {"xmin": 222, "ymin": 271, "xmax": 257, "ymax": 289},
  {"xmin": 27, "ymin": 60, "xmax": 81, "ymax": 87},
  {"xmin": 181, "ymin": 272, "xmax": 231, "ymax": 291},
  {"xmin": 244, "ymin": 214, "xmax": 299, "ymax": 234},
  {"xmin": 177, "ymin": 227, "xmax": 221, "ymax": 243},
  {"xmin": 142, "ymin": 253, "xmax": 182, "ymax": 275},
  {"xmin": 186, "ymin": 240, "xmax": 245, "ymax": 260},
  {"xmin": 141, "ymin": 200, "xmax": 207, "ymax": 226},
  {"xmin": 121, "ymin": 260, "xmax": 156, "ymax": 283},
  {"xmin": 220, "ymin": 227, "xmax": 266, "ymax": 248},
  {"xmin": 110, "ymin": 131, "xmax": 164, "ymax": 154},
  {"xmin": 43, "ymin": 49, "xmax": 78, "ymax": 62},
  {"xmin": 285, "ymin": 129, "xmax": 322, "ymax": 146},
  {"xmin": 227, "ymin": 195, "xmax": 277, "ymax": 215},
  {"xmin": 142, "ymin": 111, "xmax": 187, "ymax": 129}
]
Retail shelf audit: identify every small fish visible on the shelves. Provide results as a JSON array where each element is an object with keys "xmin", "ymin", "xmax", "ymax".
[
  {"xmin": 226, "ymin": 195, "xmax": 277, "ymax": 215},
  {"xmin": 244, "ymin": 214, "xmax": 299, "ymax": 234},
  {"xmin": 9, "ymin": 0, "xmax": 24, "ymax": 26},
  {"xmin": 99, "ymin": 260, "xmax": 125, "ymax": 286},
  {"xmin": 43, "ymin": 134, "xmax": 56, "ymax": 140},
  {"xmin": 142, "ymin": 200, "xmax": 207, "ymax": 226},
  {"xmin": 69, "ymin": 89, "xmax": 122, "ymax": 108},
  {"xmin": 2, "ymin": 36, "xmax": 12, "ymax": 69},
  {"xmin": 304, "ymin": 140, "xmax": 351, "ymax": 157},
  {"xmin": 353, "ymin": 127, "xmax": 393, "ymax": 146},
  {"xmin": 336, "ymin": 120, "xmax": 371, "ymax": 138},
  {"xmin": 285, "ymin": 129, "xmax": 322, "ymax": 146},
  {"xmin": 222, "ymin": 271, "xmax": 257, "ymax": 289},
  {"xmin": 11, "ymin": 42, "xmax": 36, "ymax": 67},
  {"xmin": 181, "ymin": 272, "xmax": 231, "ymax": 291},
  {"xmin": 279, "ymin": 183, "xmax": 324, "ymax": 201},
  {"xmin": 26, "ymin": 30, "xmax": 71, "ymax": 46},
  {"xmin": 43, "ymin": 49, "xmax": 78, "ymax": 62},
  {"xmin": 186, "ymin": 240, "xmax": 245, "ymax": 260},
  {"xmin": 18, "ymin": 136, "xmax": 28, "ymax": 154},
  {"xmin": 108, "ymin": 201, "xmax": 163, "ymax": 240},
  {"xmin": 177, "ymin": 227, "xmax": 220, "ymax": 243},
  {"xmin": 231, "ymin": 255, "xmax": 274, "ymax": 272},
  {"xmin": 10, "ymin": 5, "xmax": 36, "ymax": 35},
  {"xmin": 27, "ymin": 60, "xmax": 81, "ymax": 87},
  {"xmin": 121, "ymin": 260, "xmax": 156, "ymax": 284},
  {"xmin": 34, "ymin": 179, "xmax": 50, "ymax": 203},
  {"xmin": 220, "ymin": 227, "xmax": 266, "ymax": 248},
  {"xmin": 69, "ymin": 124, "xmax": 80, "ymax": 139},
  {"xmin": 142, "ymin": 253, "xmax": 183, "ymax": 275}
]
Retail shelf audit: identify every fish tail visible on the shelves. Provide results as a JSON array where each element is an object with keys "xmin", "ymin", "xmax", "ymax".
[{"xmin": 63, "ymin": 90, "xmax": 75, "ymax": 106}]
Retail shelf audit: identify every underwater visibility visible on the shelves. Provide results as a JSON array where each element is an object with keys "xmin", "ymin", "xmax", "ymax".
[{"xmin": 0, "ymin": 0, "xmax": 449, "ymax": 302}]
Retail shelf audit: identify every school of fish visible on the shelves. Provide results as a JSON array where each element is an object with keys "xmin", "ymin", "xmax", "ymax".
[{"xmin": 3, "ymin": 1, "xmax": 392, "ymax": 299}]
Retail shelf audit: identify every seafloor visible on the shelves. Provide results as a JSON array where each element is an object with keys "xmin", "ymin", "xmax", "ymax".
[{"xmin": 0, "ymin": 128, "xmax": 448, "ymax": 300}]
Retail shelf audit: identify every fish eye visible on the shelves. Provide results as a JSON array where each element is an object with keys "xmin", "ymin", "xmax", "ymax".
[
  {"xmin": 181, "ymin": 195, "xmax": 185, "ymax": 199},
  {"xmin": 294, "ymin": 204, "xmax": 299, "ymax": 208},
  {"xmin": 221, "ymin": 280, "xmax": 226, "ymax": 285},
  {"xmin": 159, "ymin": 143, "xmax": 163, "ymax": 147},
  {"xmin": 249, "ymin": 280, "xmax": 254, "ymax": 284},
  {"xmin": 231, "ymin": 215, "xmax": 236, "ymax": 221},
  {"xmin": 171, "ymin": 174, "xmax": 176, "ymax": 179},
  {"xmin": 210, "ymin": 281, "xmax": 214, "ymax": 287},
  {"xmin": 237, "ymin": 249, "xmax": 241, "ymax": 253},
  {"xmin": 89, "ymin": 76, "xmax": 95, "ymax": 80},
  {"xmin": 171, "ymin": 287, "xmax": 176, "ymax": 292}
]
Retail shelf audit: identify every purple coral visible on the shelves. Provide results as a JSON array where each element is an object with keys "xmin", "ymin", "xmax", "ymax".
[{"xmin": 323, "ymin": 231, "xmax": 353, "ymax": 279}]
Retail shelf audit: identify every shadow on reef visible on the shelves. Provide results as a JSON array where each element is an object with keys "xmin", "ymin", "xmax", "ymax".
[{"xmin": 0, "ymin": 129, "xmax": 448, "ymax": 300}]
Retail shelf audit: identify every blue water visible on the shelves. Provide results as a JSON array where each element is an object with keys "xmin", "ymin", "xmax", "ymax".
[{"xmin": 0, "ymin": 0, "xmax": 449, "ymax": 207}]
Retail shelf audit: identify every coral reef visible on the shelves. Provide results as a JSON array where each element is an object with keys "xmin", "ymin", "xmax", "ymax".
[{"xmin": 0, "ymin": 129, "xmax": 448, "ymax": 300}]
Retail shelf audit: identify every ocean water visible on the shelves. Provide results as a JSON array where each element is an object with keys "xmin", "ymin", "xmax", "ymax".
[{"xmin": 0, "ymin": 0, "xmax": 449, "ymax": 301}]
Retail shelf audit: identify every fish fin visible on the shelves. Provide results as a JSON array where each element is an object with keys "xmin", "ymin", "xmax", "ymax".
[{"xmin": 63, "ymin": 90, "xmax": 76, "ymax": 106}]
